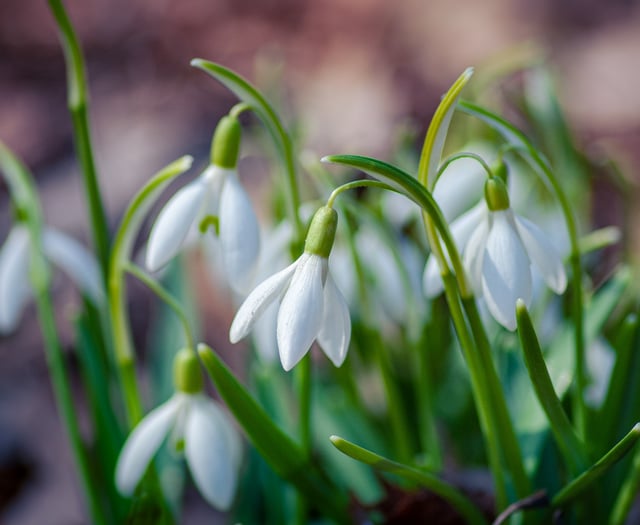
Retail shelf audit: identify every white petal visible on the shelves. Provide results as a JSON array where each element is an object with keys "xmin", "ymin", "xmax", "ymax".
[
  {"xmin": 42, "ymin": 229, "xmax": 104, "ymax": 304},
  {"xmin": 463, "ymin": 219, "xmax": 490, "ymax": 294},
  {"xmin": 0, "ymin": 226, "xmax": 32, "ymax": 333},
  {"xmin": 481, "ymin": 211, "xmax": 532, "ymax": 331},
  {"xmin": 423, "ymin": 204, "xmax": 486, "ymax": 298},
  {"xmin": 185, "ymin": 397, "xmax": 241, "ymax": 510},
  {"xmin": 356, "ymin": 227, "xmax": 405, "ymax": 322},
  {"xmin": 317, "ymin": 274, "xmax": 351, "ymax": 367},
  {"xmin": 229, "ymin": 260, "xmax": 298, "ymax": 343},
  {"xmin": 433, "ymin": 155, "xmax": 486, "ymax": 221},
  {"xmin": 220, "ymin": 172, "xmax": 261, "ymax": 294},
  {"xmin": 422, "ymin": 255, "xmax": 444, "ymax": 298},
  {"xmin": 250, "ymin": 300, "xmax": 279, "ymax": 363},
  {"xmin": 277, "ymin": 254, "xmax": 325, "ymax": 371},
  {"xmin": 145, "ymin": 178, "xmax": 208, "ymax": 272},
  {"xmin": 450, "ymin": 203, "xmax": 487, "ymax": 248},
  {"xmin": 515, "ymin": 215, "xmax": 567, "ymax": 294},
  {"xmin": 115, "ymin": 396, "xmax": 183, "ymax": 496}
]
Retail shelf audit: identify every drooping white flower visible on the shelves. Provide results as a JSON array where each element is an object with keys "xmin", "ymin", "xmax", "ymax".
[
  {"xmin": 145, "ymin": 115, "xmax": 260, "ymax": 294},
  {"xmin": 115, "ymin": 349, "xmax": 241, "ymax": 510},
  {"xmin": 229, "ymin": 206, "xmax": 351, "ymax": 371},
  {"xmin": 0, "ymin": 223, "xmax": 103, "ymax": 334},
  {"xmin": 424, "ymin": 178, "xmax": 567, "ymax": 330}
]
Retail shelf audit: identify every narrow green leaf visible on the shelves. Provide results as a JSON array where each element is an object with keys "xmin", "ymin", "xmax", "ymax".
[
  {"xmin": 516, "ymin": 301, "xmax": 586, "ymax": 474},
  {"xmin": 330, "ymin": 436, "xmax": 489, "ymax": 525},
  {"xmin": 417, "ymin": 67, "xmax": 474, "ymax": 188},
  {"xmin": 552, "ymin": 423, "xmax": 640, "ymax": 508},
  {"xmin": 197, "ymin": 344, "xmax": 349, "ymax": 524},
  {"xmin": 598, "ymin": 312, "xmax": 639, "ymax": 451}
]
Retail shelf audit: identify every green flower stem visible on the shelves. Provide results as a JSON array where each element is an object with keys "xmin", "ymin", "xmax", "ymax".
[
  {"xmin": 322, "ymin": 155, "xmax": 524, "ymax": 505},
  {"xmin": 342, "ymin": 211, "xmax": 414, "ymax": 464},
  {"xmin": 463, "ymin": 298, "xmax": 530, "ymax": 499},
  {"xmin": 326, "ymin": 180, "xmax": 396, "ymax": 208},
  {"xmin": 330, "ymin": 436, "xmax": 490, "ymax": 525},
  {"xmin": 47, "ymin": 0, "xmax": 110, "ymax": 279},
  {"xmin": 434, "ymin": 152, "xmax": 494, "ymax": 187},
  {"xmin": 124, "ymin": 263, "xmax": 195, "ymax": 352},
  {"xmin": 295, "ymin": 351, "xmax": 313, "ymax": 525},
  {"xmin": 442, "ymin": 275, "xmax": 508, "ymax": 509},
  {"xmin": 458, "ymin": 101, "xmax": 587, "ymax": 439},
  {"xmin": 33, "ymin": 280, "xmax": 108, "ymax": 525},
  {"xmin": 553, "ymin": 423, "xmax": 640, "ymax": 509},
  {"xmin": 516, "ymin": 301, "xmax": 587, "ymax": 474},
  {"xmin": 295, "ymin": 352, "xmax": 313, "ymax": 451},
  {"xmin": 191, "ymin": 60, "xmax": 304, "ymax": 248},
  {"xmin": 108, "ymin": 156, "xmax": 193, "ymax": 427}
]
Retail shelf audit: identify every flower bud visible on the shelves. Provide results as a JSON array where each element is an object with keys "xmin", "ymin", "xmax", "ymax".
[
  {"xmin": 484, "ymin": 177, "xmax": 510, "ymax": 211},
  {"xmin": 304, "ymin": 206, "xmax": 338, "ymax": 258},
  {"xmin": 210, "ymin": 115, "xmax": 242, "ymax": 169},
  {"xmin": 173, "ymin": 348, "xmax": 204, "ymax": 394}
]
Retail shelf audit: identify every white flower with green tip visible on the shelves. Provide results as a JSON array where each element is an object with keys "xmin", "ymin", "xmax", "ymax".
[
  {"xmin": 145, "ymin": 115, "xmax": 260, "ymax": 294},
  {"xmin": 115, "ymin": 349, "xmax": 241, "ymax": 510},
  {"xmin": 229, "ymin": 206, "xmax": 351, "ymax": 371},
  {"xmin": 425, "ymin": 177, "xmax": 567, "ymax": 330},
  {"xmin": 0, "ymin": 223, "xmax": 103, "ymax": 334}
]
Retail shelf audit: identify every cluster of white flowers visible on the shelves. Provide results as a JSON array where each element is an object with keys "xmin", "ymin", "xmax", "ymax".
[{"xmin": 0, "ymin": 85, "xmax": 571, "ymax": 514}]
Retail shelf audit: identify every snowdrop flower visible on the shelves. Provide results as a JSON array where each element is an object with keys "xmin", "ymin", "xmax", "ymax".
[
  {"xmin": 115, "ymin": 348, "xmax": 241, "ymax": 510},
  {"xmin": 145, "ymin": 115, "xmax": 260, "ymax": 293},
  {"xmin": 230, "ymin": 206, "xmax": 351, "ymax": 371},
  {"xmin": 425, "ymin": 176, "xmax": 567, "ymax": 330},
  {"xmin": 0, "ymin": 223, "xmax": 103, "ymax": 334}
]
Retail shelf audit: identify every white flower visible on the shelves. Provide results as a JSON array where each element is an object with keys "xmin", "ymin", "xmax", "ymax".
[
  {"xmin": 229, "ymin": 207, "xmax": 351, "ymax": 371},
  {"xmin": 424, "ymin": 179, "xmax": 567, "ymax": 331},
  {"xmin": 0, "ymin": 224, "xmax": 103, "ymax": 334},
  {"xmin": 145, "ymin": 164, "xmax": 260, "ymax": 294},
  {"xmin": 115, "ymin": 391, "xmax": 241, "ymax": 510}
]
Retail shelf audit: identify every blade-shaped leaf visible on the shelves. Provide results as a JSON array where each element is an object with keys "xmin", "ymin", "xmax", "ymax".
[
  {"xmin": 552, "ymin": 423, "xmax": 640, "ymax": 508},
  {"xmin": 330, "ymin": 436, "xmax": 489, "ymax": 525},
  {"xmin": 197, "ymin": 344, "xmax": 349, "ymax": 524},
  {"xmin": 418, "ymin": 68, "xmax": 474, "ymax": 189}
]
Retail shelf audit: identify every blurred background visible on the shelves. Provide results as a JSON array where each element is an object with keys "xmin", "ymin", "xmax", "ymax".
[{"xmin": 1, "ymin": 0, "xmax": 640, "ymax": 523}]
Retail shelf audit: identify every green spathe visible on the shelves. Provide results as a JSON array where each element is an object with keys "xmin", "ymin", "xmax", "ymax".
[
  {"xmin": 304, "ymin": 206, "xmax": 338, "ymax": 258},
  {"xmin": 484, "ymin": 177, "xmax": 510, "ymax": 211},
  {"xmin": 210, "ymin": 115, "xmax": 242, "ymax": 169},
  {"xmin": 174, "ymin": 348, "xmax": 204, "ymax": 394}
]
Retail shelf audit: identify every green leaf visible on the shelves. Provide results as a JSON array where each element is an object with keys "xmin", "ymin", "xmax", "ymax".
[
  {"xmin": 515, "ymin": 301, "xmax": 586, "ymax": 475},
  {"xmin": 417, "ymin": 68, "xmax": 474, "ymax": 188},
  {"xmin": 197, "ymin": 344, "xmax": 349, "ymax": 524},
  {"xmin": 330, "ymin": 436, "xmax": 489, "ymax": 525},
  {"xmin": 507, "ymin": 269, "xmax": 631, "ymax": 469},
  {"xmin": 552, "ymin": 423, "xmax": 640, "ymax": 508},
  {"xmin": 598, "ymin": 312, "xmax": 640, "ymax": 451}
]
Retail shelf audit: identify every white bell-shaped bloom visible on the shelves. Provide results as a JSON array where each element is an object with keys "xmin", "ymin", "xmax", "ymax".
[
  {"xmin": 229, "ymin": 206, "xmax": 351, "ymax": 371},
  {"xmin": 0, "ymin": 224, "xmax": 103, "ymax": 334},
  {"xmin": 145, "ymin": 164, "xmax": 260, "ymax": 294},
  {"xmin": 116, "ymin": 348, "xmax": 241, "ymax": 510},
  {"xmin": 424, "ymin": 179, "xmax": 567, "ymax": 331},
  {"xmin": 115, "ymin": 391, "xmax": 241, "ymax": 510}
]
